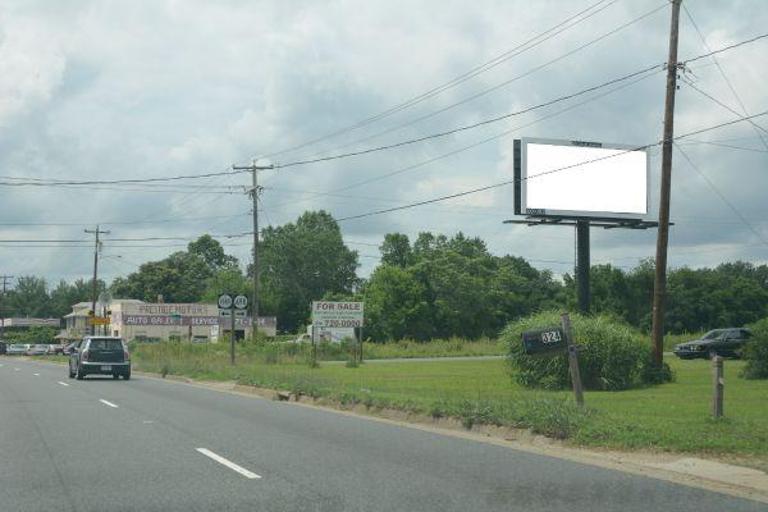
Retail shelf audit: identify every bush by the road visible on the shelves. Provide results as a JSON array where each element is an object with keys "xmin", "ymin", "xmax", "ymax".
[
  {"xmin": 502, "ymin": 311, "xmax": 672, "ymax": 391},
  {"xmin": 741, "ymin": 318, "xmax": 768, "ymax": 380}
]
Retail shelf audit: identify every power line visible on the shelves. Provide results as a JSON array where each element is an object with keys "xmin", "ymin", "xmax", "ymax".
[
  {"xmin": 324, "ymin": 69, "xmax": 659, "ymax": 195},
  {"xmin": 0, "ymin": 212, "xmax": 251, "ymax": 228},
  {"xmin": 682, "ymin": 4, "xmax": 768, "ymax": 150},
  {"xmin": 675, "ymin": 143, "xmax": 768, "ymax": 246},
  {"xmin": 682, "ymin": 78, "xmax": 768, "ymax": 138},
  {"xmin": 0, "ymin": 167, "xmax": 248, "ymax": 188},
  {"xmin": 251, "ymin": 0, "xmax": 620, "ymax": 162},
  {"xmin": 274, "ymin": 31, "xmax": 768, "ymax": 171},
  {"xmin": 276, "ymin": 64, "xmax": 661, "ymax": 169},
  {"xmin": 290, "ymin": 2, "xmax": 667, "ymax": 164},
  {"xmin": 335, "ymin": 111, "xmax": 768, "ymax": 222},
  {"xmin": 678, "ymin": 139, "xmax": 768, "ymax": 154},
  {"xmin": 0, "ymin": 232, "xmax": 253, "ymax": 244}
]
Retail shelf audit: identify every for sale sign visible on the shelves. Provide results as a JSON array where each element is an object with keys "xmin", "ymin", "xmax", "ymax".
[{"xmin": 311, "ymin": 301, "xmax": 364, "ymax": 328}]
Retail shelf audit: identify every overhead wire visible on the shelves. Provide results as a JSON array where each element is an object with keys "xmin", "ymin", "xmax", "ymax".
[
  {"xmin": 287, "ymin": 2, "xmax": 668, "ymax": 164},
  {"xmin": 674, "ymin": 143, "xmax": 768, "ymax": 247},
  {"xmin": 683, "ymin": 4, "xmax": 768, "ymax": 149},
  {"xmin": 250, "ymin": 0, "xmax": 621, "ymax": 162},
  {"xmin": 333, "ymin": 110, "xmax": 768, "ymax": 222}
]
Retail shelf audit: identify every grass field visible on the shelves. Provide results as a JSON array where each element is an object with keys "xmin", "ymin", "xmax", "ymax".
[{"xmin": 129, "ymin": 342, "xmax": 768, "ymax": 461}]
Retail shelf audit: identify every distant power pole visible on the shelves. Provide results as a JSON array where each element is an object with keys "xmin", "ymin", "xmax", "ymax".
[
  {"xmin": 0, "ymin": 275, "xmax": 13, "ymax": 340},
  {"xmin": 651, "ymin": 0, "xmax": 682, "ymax": 367},
  {"xmin": 85, "ymin": 225, "xmax": 110, "ymax": 336},
  {"xmin": 232, "ymin": 160, "xmax": 273, "ymax": 334}
]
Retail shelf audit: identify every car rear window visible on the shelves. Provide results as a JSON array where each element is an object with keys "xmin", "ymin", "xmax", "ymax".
[{"xmin": 89, "ymin": 339, "xmax": 123, "ymax": 351}]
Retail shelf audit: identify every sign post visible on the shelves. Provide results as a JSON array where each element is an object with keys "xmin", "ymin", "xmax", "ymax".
[
  {"xmin": 560, "ymin": 313, "xmax": 584, "ymax": 407},
  {"xmin": 218, "ymin": 294, "xmax": 234, "ymax": 365}
]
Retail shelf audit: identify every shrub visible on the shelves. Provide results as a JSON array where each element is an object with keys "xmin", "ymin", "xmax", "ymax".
[
  {"xmin": 502, "ymin": 311, "xmax": 672, "ymax": 391},
  {"xmin": 741, "ymin": 318, "xmax": 768, "ymax": 379}
]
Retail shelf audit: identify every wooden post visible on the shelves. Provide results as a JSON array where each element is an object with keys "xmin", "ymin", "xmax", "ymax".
[
  {"xmin": 311, "ymin": 325, "xmax": 318, "ymax": 368},
  {"xmin": 712, "ymin": 355, "xmax": 724, "ymax": 418},
  {"xmin": 561, "ymin": 313, "xmax": 584, "ymax": 407},
  {"xmin": 358, "ymin": 326, "xmax": 364, "ymax": 364},
  {"xmin": 229, "ymin": 303, "xmax": 235, "ymax": 366}
]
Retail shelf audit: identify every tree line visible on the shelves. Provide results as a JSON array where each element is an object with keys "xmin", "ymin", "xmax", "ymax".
[{"xmin": 2, "ymin": 210, "xmax": 767, "ymax": 339}]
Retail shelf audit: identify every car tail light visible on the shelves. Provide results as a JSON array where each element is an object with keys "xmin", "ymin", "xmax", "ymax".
[
  {"xmin": 124, "ymin": 349, "xmax": 130, "ymax": 361},
  {"xmin": 81, "ymin": 350, "xmax": 89, "ymax": 361}
]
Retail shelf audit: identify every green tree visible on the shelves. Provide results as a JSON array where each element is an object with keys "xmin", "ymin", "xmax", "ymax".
[
  {"xmin": 365, "ymin": 264, "xmax": 431, "ymax": 340},
  {"xmin": 188, "ymin": 234, "xmax": 239, "ymax": 271},
  {"xmin": 110, "ymin": 236, "xmax": 236, "ymax": 303},
  {"xmin": 379, "ymin": 233, "xmax": 412, "ymax": 268},
  {"xmin": 201, "ymin": 266, "xmax": 249, "ymax": 303},
  {"xmin": 7, "ymin": 276, "xmax": 50, "ymax": 317},
  {"xmin": 259, "ymin": 211, "xmax": 360, "ymax": 332},
  {"xmin": 49, "ymin": 278, "xmax": 103, "ymax": 318}
]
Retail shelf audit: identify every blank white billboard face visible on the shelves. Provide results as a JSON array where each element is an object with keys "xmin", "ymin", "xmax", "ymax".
[{"xmin": 522, "ymin": 140, "xmax": 648, "ymax": 217}]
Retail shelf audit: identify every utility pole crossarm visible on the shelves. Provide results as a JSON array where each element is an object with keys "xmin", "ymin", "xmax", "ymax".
[{"xmin": 232, "ymin": 161, "xmax": 274, "ymax": 337}]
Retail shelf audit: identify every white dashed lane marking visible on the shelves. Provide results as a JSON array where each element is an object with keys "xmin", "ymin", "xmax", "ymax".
[
  {"xmin": 99, "ymin": 399, "xmax": 119, "ymax": 408},
  {"xmin": 58, "ymin": 381, "xmax": 70, "ymax": 387},
  {"xmin": 195, "ymin": 448, "xmax": 261, "ymax": 480}
]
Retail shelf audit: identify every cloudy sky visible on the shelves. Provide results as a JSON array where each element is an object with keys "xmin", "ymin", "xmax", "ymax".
[{"xmin": 1, "ymin": 0, "xmax": 767, "ymax": 286}]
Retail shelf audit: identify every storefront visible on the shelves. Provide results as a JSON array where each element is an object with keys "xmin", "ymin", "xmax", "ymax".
[{"xmin": 60, "ymin": 300, "xmax": 277, "ymax": 342}]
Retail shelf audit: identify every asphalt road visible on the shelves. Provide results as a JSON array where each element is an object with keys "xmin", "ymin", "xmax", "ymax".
[{"xmin": 1, "ymin": 357, "xmax": 764, "ymax": 512}]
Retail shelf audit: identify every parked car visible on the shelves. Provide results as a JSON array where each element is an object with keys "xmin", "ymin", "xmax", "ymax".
[
  {"xmin": 69, "ymin": 337, "xmax": 131, "ymax": 380},
  {"xmin": 27, "ymin": 344, "xmax": 50, "ymax": 356},
  {"xmin": 47, "ymin": 344, "xmax": 63, "ymax": 355},
  {"xmin": 7, "ymin": 344, "xmax": 30, "ymax": 356},
  {"xmin": 673, "ymin": 328, "xmax": 752, "ymax": 360}
]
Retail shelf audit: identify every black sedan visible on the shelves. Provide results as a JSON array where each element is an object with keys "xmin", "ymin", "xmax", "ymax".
[{"xmin": 673, "ymin": 328, "xmax": 751, "ymax": 359}]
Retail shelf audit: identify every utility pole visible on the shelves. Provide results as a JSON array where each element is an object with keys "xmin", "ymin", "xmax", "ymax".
[
  {"xmin": 85, "ymin": 226, "xmax": 110, "ymax": 336},
  {"xmin": 232, "ymin": 160, "xmax": 273, "ymax": 337},
  {"xmin": 0, "ymin": 275, "xmax": 13, "ymax": 340},
  {"xmin": 651, "ymin": 0, "xmax": 682, "ymax": 367}
]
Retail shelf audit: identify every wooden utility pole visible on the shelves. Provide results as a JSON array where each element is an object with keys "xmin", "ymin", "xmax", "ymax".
[
  {"xmin": 232, "ymin": 161, "xmax": 272, "ymax": 337},
  {"xmin": 0, "ymin": 275, "xmax": 13, "ymax": 340},
  {"xmin": 85, "ymin": 226, "xmax": 109, "ymax": 335},
  {"xmin": 651, "ymin": 0, "xmax": 682, "ymax": 367}
]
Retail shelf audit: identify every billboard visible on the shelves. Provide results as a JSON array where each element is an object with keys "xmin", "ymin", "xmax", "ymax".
[{"xmin": 514, "ymin": 138, "xmax": 649, "ymax": 220}]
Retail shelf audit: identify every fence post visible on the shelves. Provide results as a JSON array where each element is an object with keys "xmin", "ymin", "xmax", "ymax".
[{"xmin": 712, "ymin": 355, "xmax": 724, "ymax": 418}]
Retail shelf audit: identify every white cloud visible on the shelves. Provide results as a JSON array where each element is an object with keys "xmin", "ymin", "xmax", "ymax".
[{"xmin": 0, "ymin": 0, "xmax": 767, "ymax": 284}]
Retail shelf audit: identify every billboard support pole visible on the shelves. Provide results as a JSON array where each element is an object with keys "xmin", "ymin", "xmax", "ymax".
[
  {"xmin": 651, "ymin": 0, "xmax": 682, "ymax": 368},
  {"xmin": 576, "ymin": 221, "xmax": 590, "ymax": 314},
  {"xmin": 561, "ymin": 312, "xmax": 584, "ymax": 407}
]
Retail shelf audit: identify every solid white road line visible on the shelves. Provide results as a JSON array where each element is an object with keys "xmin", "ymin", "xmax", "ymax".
[
  {"xmin": 195, "ymin": 448, "xmax": 261, "ymax": 480},
  {"xmin": 99, "ymin": 399, "xmax": 119, "ymax": 408},
  {"xmin": 58, "ymin": 381, "xmax": 70, "ymax": 387}
]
